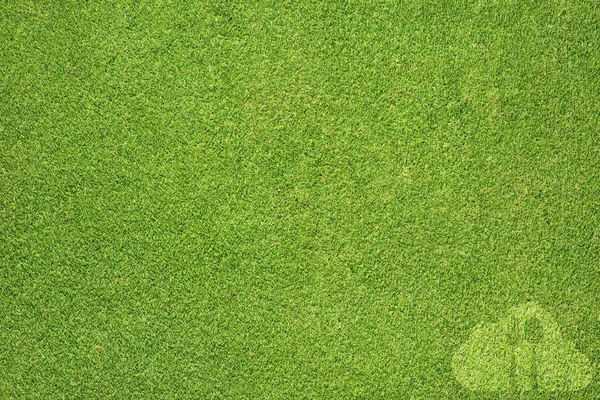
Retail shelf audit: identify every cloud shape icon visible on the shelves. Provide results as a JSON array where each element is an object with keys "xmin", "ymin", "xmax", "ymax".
[{"xmin": 452, "ymin": 302, "xmax": 594, "ymax": 393}]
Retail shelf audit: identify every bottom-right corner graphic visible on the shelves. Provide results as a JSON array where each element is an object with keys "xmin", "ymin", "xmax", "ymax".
[{"xmin": 451, "ymin": 301, "xmax": 595, "ymax": 394}]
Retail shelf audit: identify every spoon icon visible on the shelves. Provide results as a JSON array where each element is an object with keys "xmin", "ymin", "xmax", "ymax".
[{"xmin": 507, "ymin": 316, "xmax": 519, "ymax": 394}]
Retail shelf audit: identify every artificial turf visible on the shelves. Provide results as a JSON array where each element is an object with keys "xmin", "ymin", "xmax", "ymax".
[{"xmin": 1, "ymin": 0, "xmax": 600, "ymax": 398}]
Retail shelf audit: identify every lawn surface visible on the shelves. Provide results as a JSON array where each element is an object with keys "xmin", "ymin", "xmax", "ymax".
[{"xmin": 1, "ymin": 0, "xmax": 600, "ymax": 398}]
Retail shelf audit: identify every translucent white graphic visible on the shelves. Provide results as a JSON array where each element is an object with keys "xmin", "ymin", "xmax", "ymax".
[{"xmin": 452, "ymin": 301, "xmax": 594, "ymax": 393}]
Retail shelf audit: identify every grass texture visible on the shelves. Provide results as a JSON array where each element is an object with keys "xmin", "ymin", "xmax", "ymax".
[{"xmin": 1, "ymin": 0, "xmax": 600, "ymax": 398}]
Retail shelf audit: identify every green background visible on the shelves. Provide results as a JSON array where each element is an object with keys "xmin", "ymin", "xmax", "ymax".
[{"xmin": 1, "ymin": 0, "xmax": 599, "ymax": 398}]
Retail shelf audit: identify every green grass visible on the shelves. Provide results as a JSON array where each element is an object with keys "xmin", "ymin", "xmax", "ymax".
[{"xmin": 1, "ymin": 0, "xmax": 600, "ymax": 398}]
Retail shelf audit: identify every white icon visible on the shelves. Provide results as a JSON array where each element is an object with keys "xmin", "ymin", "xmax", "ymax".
[{"xmin": 452, "ymin": 301, "xmax": 594, "ymax": 393}]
